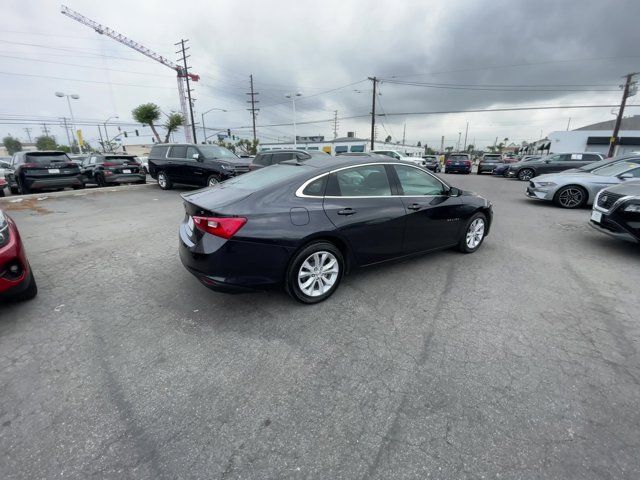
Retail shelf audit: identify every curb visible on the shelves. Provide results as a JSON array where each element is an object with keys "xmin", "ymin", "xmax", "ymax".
[{"xmin": 0, "ymin": 182, "xmax": 156, "ymax": 204}]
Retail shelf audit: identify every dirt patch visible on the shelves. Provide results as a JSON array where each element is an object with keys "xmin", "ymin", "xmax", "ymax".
[{"xmin": 0, "ymin": 197, "xmax": 53, "ymax": 215}]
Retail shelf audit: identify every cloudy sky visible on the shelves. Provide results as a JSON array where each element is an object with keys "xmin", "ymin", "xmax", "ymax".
[{"xmin": 2, "ymin": 0, "xmax": 640, "ymax": 150}]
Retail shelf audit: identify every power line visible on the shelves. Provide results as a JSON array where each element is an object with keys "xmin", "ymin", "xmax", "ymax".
[
  {"xmin": 0, "ymin": 71, "xmax": 175, "ymax": 89},
  {"xmin": 378, "ymin": 104, "xmax": 640, "ymax": 117},
  {"xmin": 379, "ymin": 78, "xmax": 620, "ymax": 92}
]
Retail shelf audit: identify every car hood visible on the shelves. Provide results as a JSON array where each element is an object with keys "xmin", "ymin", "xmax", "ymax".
[{"xmin": 600, "ymin": 180, "xmax": 640, "ymax": 196}]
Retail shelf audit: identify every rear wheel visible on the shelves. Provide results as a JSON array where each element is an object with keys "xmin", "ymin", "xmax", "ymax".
[
  {"xmin": 518, "ymin": 168, "xmax": 534, "ymax": 181},
  {"xmin": 458, "ymin": 213, "xmax": 487, "ymax": 253},
  {"xmin": 157, "ymin": 171, "xmax": 173, "ymax": 190},
  {"xmin": 96, "ymin": 174, "xmax": 107, "ymax": 188},
  {"xmin": 72, "ymin": 182, "xmax": 85, "ymax": 190},
  {"xmin": 286, "ymin": 241, "xmax": 344, "ymax": 304},
  {"xmin": 554, "ymin": 185, "xmax": 587, "ymax": 209},
  {"xmin": 207, "ymin": 175, "xmax": 221, "ymax": 187},
  {"xmin": 17, "ymin": 178, "xmax": 30, "ymax": 195}
]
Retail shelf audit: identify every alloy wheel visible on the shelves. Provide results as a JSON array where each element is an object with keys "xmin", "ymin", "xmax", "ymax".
[
  {"xmin": 518, "ymin": 169, "xmax": 533, "ymax": 181},
  {"xmin": 208, "ymin": 177, "xmax": 219, "ymax": 186},
  {"xmin": 466, "ymin": 218, "xmax": 485, "ymax": 249},
  {"xmin": 557, "ymin": 187, "xmax": 584, "ymax": 208},
  {"xmin": 297, "ymin": 251, "xmax": 339, "ymax": 297},
  {"xmin": 158, "ymin": 173, "xmax": 167, "ymax": 188}
]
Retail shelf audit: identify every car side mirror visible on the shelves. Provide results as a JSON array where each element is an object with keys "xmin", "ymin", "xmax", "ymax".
[
  {"xmin": 544, "ymin": 159, "xmax": 551, "ymax": 163},
  {"xmin": 619, "ymin": 173, "xmax": 634, "ymax": 180},
  {"xmin": 193, "ymin": 153, "xmax": 202, "ymax": 161},
  {"xmin": 449, "ymin": 187, "xmax": 461, "ymax": 197}
]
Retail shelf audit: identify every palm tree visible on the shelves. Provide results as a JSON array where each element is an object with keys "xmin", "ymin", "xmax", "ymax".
[
  {"xmin": 163, "ymin": 113, "xmax": 184, "ymax": 143},
  {"xmin": 132, "ymin": 103, "xmax": 162, "ymax": 142}
]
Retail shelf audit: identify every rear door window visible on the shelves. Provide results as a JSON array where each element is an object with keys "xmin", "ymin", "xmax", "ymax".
[
  {"xmin": 169, "ymin": 146, "xmax": 187, "ymax": 158},
  {"xmin": 332, "ymin": 165, "xmax": 391, "ymax": 197},
  {"xmin": 150, "ymin": 145, "xmax": 169, "ymax": 158},
  {"xmin": 272, "ymin": 152, "xmax": 295, "ymax": 163}
]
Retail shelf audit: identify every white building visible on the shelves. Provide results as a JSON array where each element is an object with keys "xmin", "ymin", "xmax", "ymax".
[
  {"xmin": 547, "ymin": 115, "xmax": 640, "ymax": 156},
  {"xmin": 259, "ymin": 133, "xmax": 425, "ymax": 156}
]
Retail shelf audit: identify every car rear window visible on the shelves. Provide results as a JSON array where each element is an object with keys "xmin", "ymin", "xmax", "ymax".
[
  {"xmin": 449, "ymin": 155, "xmax": 469, "ymax": 160},
  {"xmin": 103, "ymin": 156, "xmax": 137, "ymax": 164},
  {"xmin": 25, "ymin": 153, "xmax": 71, "ymax": 164},
  {"xmin": 223, "ymin": 164, "xmax": 310, "ymax": 190},
  {"xmin": 484, "ymin": 155, "xmax": 501, "ymax": 160}
]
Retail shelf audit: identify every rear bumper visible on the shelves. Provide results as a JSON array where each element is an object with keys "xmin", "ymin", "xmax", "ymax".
[
  {"xmin": 23, "ymin": 176, "xmax": 83, "ymax": 190},
  {"xmin": 0, "ymin": 224, "xmax": 30, "ymax": 295},
  {"xmin": 104, "ymin": 173, "xmax": 146, "ymax": 184},
  {"xmin": 178, "ymin": 221, "xmax": 295, "ymax": 293},
  {"xmin": 478, "ymin": 164, "xmax": 499, "ymax": 173},
  {"xmin": 445, "ymin": 165, "xmax": 471, "ymax": 173}
]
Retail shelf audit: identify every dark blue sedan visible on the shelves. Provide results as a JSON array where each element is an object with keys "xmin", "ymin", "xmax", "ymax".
[{"xmin": 179, "ymin": 156, "xmax": 492, "ymax": 303}]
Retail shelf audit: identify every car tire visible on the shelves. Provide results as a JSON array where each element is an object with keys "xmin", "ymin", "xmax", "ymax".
[
  {"xmin": 137, "ymin": 178, "xmax": 147, "ymax": 185},
  {"xmin": 157, "ymin": 171, "xmax": 173, "ymax": 190},
  {"xmin": 553, "ymin": 185, "xmax": 588, "ymax": 209},
  {"xmin": 17, "ymin": 178, "xmax": 30, "ymax": 195},
  {"xmin": 72, "ymin": 182, "xmax": 85, "ymax": 190},
  {"xmin": 96, "ymin": 174, "xmax": 107, "ymax": 188},
  {"xmin": 458, "ymin": 212, "xmax": 487, "ymax": 254},
  {"xmin": 0, "ymin": 188, "xmax": 4, "ymax": 197},
  {"xmin": 14, "ymin": 269, "xmax": 37, "ymax": 301},
  {"xmin": 207, "ymin": 175, "xmax": 221, "ymax": 187},
  {"xmin": 518, "ymin": 168, "xmax": 534, "ymax": 181},
  {"xmin": 285, "ymin": 241, "xmax": 344, "ymax": 304}
]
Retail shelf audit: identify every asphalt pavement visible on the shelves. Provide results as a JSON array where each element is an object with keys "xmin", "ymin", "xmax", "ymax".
[{"xmin": 1, "ymin": 173, "xmax": 639, "ymax": 479}]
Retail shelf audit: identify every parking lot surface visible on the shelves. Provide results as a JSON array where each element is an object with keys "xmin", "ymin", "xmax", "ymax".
[{"xmin": 1, "ymin": 175, "xmax": 639, "ymax": 479}]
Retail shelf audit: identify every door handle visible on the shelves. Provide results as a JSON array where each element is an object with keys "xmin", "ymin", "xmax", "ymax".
[
  {"xmin": 407, "ymin": 203, "xmax": 421, "ymax": 211},
  {"xmin": 337, "ymin": 208, "xmax": 357, "ymax": 216}
]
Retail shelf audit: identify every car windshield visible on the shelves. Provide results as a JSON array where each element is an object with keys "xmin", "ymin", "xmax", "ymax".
[
  {"xmin": 592, "ymin": 161, "xmax": 640, "ymax": 176},
  {"xmin": 222, "ymin": 163, "xmax": 309, "ymax": 190},
  {"xmin": 579, "ymin": 157, "xmax": 626, "ymax": 172},
  {"xmin": 198, "ymin": 145, "xmax": 239, "ymax": 160},
  {"xmin": 25, "ymin": 153, "xmax": 71, "ymax": 164}
]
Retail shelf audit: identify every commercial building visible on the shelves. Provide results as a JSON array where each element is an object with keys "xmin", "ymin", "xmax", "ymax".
[{"xmin": 259, "ymin": 133, "xmax": 424, "ymax": 156}]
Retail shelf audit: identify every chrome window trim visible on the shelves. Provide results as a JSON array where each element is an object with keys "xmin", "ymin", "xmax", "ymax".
[{"xmin": 295, "ymin": 162, "xmax": 449, "ymax": 199}]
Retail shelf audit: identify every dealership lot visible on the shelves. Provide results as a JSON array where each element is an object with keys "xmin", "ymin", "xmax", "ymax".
[{"xmin": 1, "ymin": 174, "xmax": 639, "ymax": 479}]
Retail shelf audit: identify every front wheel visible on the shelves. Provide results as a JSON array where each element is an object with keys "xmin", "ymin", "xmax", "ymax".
[
  {"xmin": 518, "ymin": 168, "xmax": 534, "ymax": 181},
  {"xmin": 14, "ymin": 269, "xmax": 37, "ymax": 301},
  {"xmin": 458, "ymin": 213, "xmax": 487, "ymax": 253},
  {"xmin": 554, "ymin": 185, "xmax": 587, "ymax": 209},
  {"xmin": 157, "ymin": 171, "xmax": 173, "ymax": 190},
  {"xmin": 286, "ymin": 241, "xmax": 344, "ymax": 304},
  {"xmin": 96, "ymin": 174, "xmax": 107, "ymax": 188}
]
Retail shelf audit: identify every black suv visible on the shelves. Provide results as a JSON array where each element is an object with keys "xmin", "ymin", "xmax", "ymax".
[
  {"xmin": 80, "ymin": 154, "xmax": 146, "ymax": 187},
  {"xmin": 249, "ymin": 149, "xmax": 329, "ymax": 171},
  {"xmin": 6, "ymin": 151, "xmax": 84, "ymax": 195},
  {"xmin": 507, "ymin": 152, "xmax": 605, "ymax": 181},
  {"xmin": 148, "ymin": 144, "xmax": 250, "ymax": 190}
]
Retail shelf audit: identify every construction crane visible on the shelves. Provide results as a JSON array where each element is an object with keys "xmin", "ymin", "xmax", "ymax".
[{"xmin": 61, "ymin": 5, "xmax": 199, "ymax": 142}]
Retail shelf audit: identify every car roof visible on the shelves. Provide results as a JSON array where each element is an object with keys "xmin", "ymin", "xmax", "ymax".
[{"xmin": 290, "ymin": 154, "xmax": 411, "ymax": 171}]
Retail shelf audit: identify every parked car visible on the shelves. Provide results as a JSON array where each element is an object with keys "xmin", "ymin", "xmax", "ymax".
[
  {"xmin": 5, "ymin": 151, "xmax": 84, "ymax": 195},
  {"xmin": 250, "ymin": 150, "xmax": 329, "ymax": 171},
  {"xmin": 0, "ymin": 160, "xmax": 13, "ymax": 178},
  {"xmin": 0, "ymin": 177, "xmax": 7, "ymax": 197},
  {"xmin": 507, "ymin": 152, "xmax": 605, "ymax": 181},
  {"xmin": 137, "ymin": 156, "xmax": 149, "ymax": 174},
  {"xmin": 445, "ymin": 153, "xmax": 472, "ymax": 174},
  {"xmin": 525, "ymin": 159, "xmax": 640, "ymax": 208},
  {"xmin": 477, "ymin": 154, "xmax": 504, "ymax": 175},
  {"xmin": 492, "ymin": 156, "xmax": 540, "ymax": 176},
  {"xmin": 372, "ymin": 150, "xmax": 423, "ymax": 167},
  {"xmin": 178, "ymin": 156, "xmax": 492, "ymax": 303},
  {"xmin": 422, "ymin": 155, "xmax": 441, "ymax": 172},
  {"xmin": 80, "ymin": 154, "xmax": 146, "ymax": 187},
  {"xmin": 148, "ymin": 144, "xmax": 250, "ymax": 190},
  {"xmin": 561, "ymin": 154, "xmax": 634, "ymax": 174},
  {"xmin": 0, "ymin": 209, "xmax": 37, "ymax": 301},
  {"xmin": 68, "ymin": 154, "xmax": 88, "ymax": 166},
  {"xmin": 589, "ymin": 181, "xmax": 640, "ymax": 243}
]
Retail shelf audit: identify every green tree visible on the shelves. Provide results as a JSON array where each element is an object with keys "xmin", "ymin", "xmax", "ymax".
[
  {"xmin": 3, "ymin": 136, "xmax": 22, "ymax": 155},
  {"xmin": 216, "ymin": 139, "xmax": 236, "ymax": 153},
  {"xmin": 384, "ymin": 135, "xmax": 392, "ymax": 143},
  {"xmin": 132, "ymin": 103, "xmax": 162, "ymax": 142},
  {"xmin": 445, "ymin": 146, "xmax": 453, "ymax": 153},
  {"xmin": 36, "ymin": 135, "xmax": 57, "ymax": 150},
  {"xmin": 236, "ymin": 138, "xmax": 260, "ymax": 155},
  {"xmin": 163, "ymin": 112, "xmax": 184, "ymax": 143},
  {"xmin": 466, "ymin": 144, "xmax": 475, "ymax": 153}
]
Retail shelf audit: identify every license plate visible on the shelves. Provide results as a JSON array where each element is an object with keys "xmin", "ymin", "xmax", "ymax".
[
  {"xmin": 591, "ymin": 211, "xmax": 602, "ymax": 223},
  {"xmin": 48, "ymin": 168, "xmax": 60, "ymax": 174},
  {"xmin": 122, "ymin": 169, "xmax": 131, "ymax": 174}
]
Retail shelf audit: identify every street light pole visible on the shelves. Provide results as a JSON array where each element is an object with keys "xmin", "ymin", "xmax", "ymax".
[
  {"xmin": 103, "ymin": 116, "xmax": 119, "ymax": 153},
  {"xmin": 286, "ymin": 93, "xmax": 301, "ymax": 149},
  {"xmin": 56, "ymin": 92, "xmax": 82, "ymax": 153},
  {"xmin": 200, "ymin": 108, "xmax": 227, "ymax": 144}
]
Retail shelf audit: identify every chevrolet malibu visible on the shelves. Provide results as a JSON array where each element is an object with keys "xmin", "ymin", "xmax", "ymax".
[
  {"xmin": 179, "ymin": 156, "xmax": 492, "ymax": 304},
  {"xmin": 525, "ymin": 159, "xmax": 640, "ymax": 208}
]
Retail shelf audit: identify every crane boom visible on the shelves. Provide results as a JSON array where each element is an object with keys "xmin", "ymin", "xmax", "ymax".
[{"xmin": 60, "ymin": 5, "xmax": 198, "ymax": 142}]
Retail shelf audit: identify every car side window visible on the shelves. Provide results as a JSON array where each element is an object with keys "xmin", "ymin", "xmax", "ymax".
[
  {"xmin": 583, "ymin": 154, "xmax": 600, "ymax": 162},
  {"xmin": 151, "ymin": 146, "xmax": 169, "ymax": 158},
  {"xmin": 394, "ymin": 165, "xmax": 446, "ymax": 196},
  {"xmin": 90, "ymin": 156, "xmax": 97, "ymax": 165},
  {"xmin": 272, "ymin": 153, "xmax": 294, "ymax": 164},
  {"xmin": 185, "ymin": 146, "xmax": 199, "ymax": 161},
  {"xmin": 302, "ymin": 175, "xmax": 328, "ymax": 196},
  {"xmin": 569, "ymin": 153, "xmax": 584, "ymax": 161},
  {"xmin": 332, "ymin": 165, "xmax": 391, "ymax": 197},
  {"xmin": 626, "ymin": 167, "xmax": 640, "ymax": 178},
  {"xmin": 169, "ymin": 146, "xmax": 187, "ymax": 158},
  {"xmin": 296, "ymin": 152, "xmax": 311, "ymax": 161}
]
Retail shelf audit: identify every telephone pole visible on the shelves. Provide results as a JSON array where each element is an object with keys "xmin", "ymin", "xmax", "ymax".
[
  {"xmin": 608, "ymin": 72, "xmax": 638, "ymax": 157},
  {"xmin": 368, "ymin": 76, "xmax": 377, "ymax": 150},
  {"xmin": 463, "ymin": 122, "xmax": 469, "ymax": 151},
  {"xmin": 176, "ymin": 39, "xmax": 197, "ymax": 143},
  {"xmin": 402, "ymin": 123, "xmax": 406, "ymax": 145},
  {"xmin": 60, "ymin": 117, "xmax": 72, "ymax": 147},
  {"xmin": 41, "ymin": 123, "xmax": 50, "ymax": 136},
  {"xmin": 246, "ymin": 74, "xmax": 260, "ymax": 144},
  {"xmin": 23, "ymin": 127, "xmax": 33, "ymax": 143},
  {"xmin": 333, "ymin": 110, "xmax": 339, "ymax": 138}
]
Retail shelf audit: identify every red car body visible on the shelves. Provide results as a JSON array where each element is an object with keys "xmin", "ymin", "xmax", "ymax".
[
  {"xmin": 0, "ymin": 210, "xmax": 37, "ymax": 301},
  {"xmin": 0, "ymin": 177, "xmax": 7, "ymax": 197}
]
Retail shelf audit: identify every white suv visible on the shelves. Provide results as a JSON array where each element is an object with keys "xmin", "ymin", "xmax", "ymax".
[{"xmin": 372, "ymin": 150, "xmax": 423, "ymax": 167}]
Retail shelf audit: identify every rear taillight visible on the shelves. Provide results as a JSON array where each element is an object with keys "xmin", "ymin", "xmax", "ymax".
[
  {"xmin": 22, "ymin": 163, "xmax": 38, "ymax": 168},
  {"xmin": 102, "ymin": 162, "xmax": 117, "ymax": 167},
  {"xmin": 192, "ymin": 216, "xmax": 247, "ymax": 239},
  {"xmin": 446, "ymin": 160, "xmax": 452, "ymax": 165},
  {"xmin": 464, "ymin": 161, "xmax": 471, "ymax": 166}
]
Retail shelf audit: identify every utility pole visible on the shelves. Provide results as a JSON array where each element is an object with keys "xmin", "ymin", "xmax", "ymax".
[
  {"xmin": 98, "ymin": 125, "xmax": 105, "ymax": 152},
  {"xmin": 368, "ymin": 76, "xmax": 377, "ymax": 150},
  {"xmin": 566, "ymin": 117, "xmax": 571, "ymax": 131},
  {"xmin": 177, "ymin": 39, "xmax": 197, "ymax": 143},
  {"xmin": 608, "ymin": 72, "xmax": 638, "ymax": 157},
  {"xmin": 60, "ymin": 117, "xmax": 72, "ymax": 147},
  {"xmin": 41, "ymin": 123, "xmax": 50, "ymax": 136},
  {"xmin": 440, "ymin": 135, "xmax": 444, "ymax": 154},
  {"xmin": 463, "ymin": 122, "xmax": 469, "ymax": 151},
  {"xmin": 333, "ymin": 110, "xmax": 339, "ymax": 139},
  {"xmin": 23, "ymin": 128, "xmax": 33, "ymax": 143},
  {"xmin": 402, "ymin": 123, "xmax": 406, "ymax": 145},
  {"xmin": 246, "ymin": 74, "xmax": 259, "ymax": 144}
]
